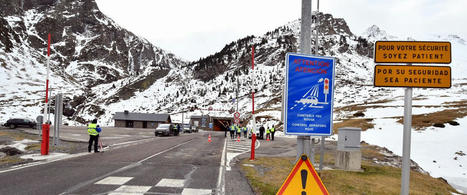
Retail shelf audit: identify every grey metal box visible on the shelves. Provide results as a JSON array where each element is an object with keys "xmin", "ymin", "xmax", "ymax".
[{"xmin": 337, "ymin": 127, "xmax": 361, "ymax": 151}]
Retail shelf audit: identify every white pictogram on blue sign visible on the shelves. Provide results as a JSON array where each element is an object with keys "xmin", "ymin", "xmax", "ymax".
[{"xmin": 290, "ymin": 78, "xmax": 329, "ymax": 110}]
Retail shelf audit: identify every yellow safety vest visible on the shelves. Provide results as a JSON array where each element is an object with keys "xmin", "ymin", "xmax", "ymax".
[
  {"xmin": 271, "ymin": 127, "xmax": 275, "ymax": 132},
  {"xmin": 88, "ymin": 123, "xmax": 98, "ymax": 136},
  {"xmin": 236, "ymin": 126, "xmax": 241, "ymax": 133}
]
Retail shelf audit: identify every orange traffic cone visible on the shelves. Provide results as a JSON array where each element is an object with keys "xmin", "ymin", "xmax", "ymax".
[
  {"xmin": 208, "ymin": 134, "xmax": 212, "ymax": 143},
  {"xmin": 237, "ymin": 135, "xmax": 240, "ymax": 142},
  {"xmin": 266, "ymin": 135, "xmax": 270, "ymax": 141}
]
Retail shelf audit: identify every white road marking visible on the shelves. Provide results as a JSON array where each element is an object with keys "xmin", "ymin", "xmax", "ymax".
[
  {"xmin": 59, "ymin": 139, "xmax": 193, "ymax": 195},
  {"xmin": 182, "ymin": 188, "xmax": 212, "ymax": 195},
  {"xmin": 225, "ymin": 139, "xmax": 261, "ymax": 172},
  {"xmin": 109, "ymin": 185, "xmax": 151, "ymax": 194},
  {"xmin": 227, "ymin": 148, "xmax": 248, "ymax": 152},
  {"xmin": 226, "ymin": 152, "xmax": 242, "ymax": 171},
  {"xmin": 0, "ymin": 152, "xmax": 89, "ymax": 174},
  {"xmin": 95, "ymin": 176, "xmax": 133, "ymax": 185},
  {"xmin": 216, "ymin": 138, "xmax": 227, "ymax": 195},
  {"xmin": 155, "ymin": 178, "xmax": 185, "ymax": 188}
]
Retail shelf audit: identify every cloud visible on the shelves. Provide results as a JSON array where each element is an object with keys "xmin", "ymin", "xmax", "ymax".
[{"xmin": 96, "ymin": 0, "xmax": 467, "ymax": 61}]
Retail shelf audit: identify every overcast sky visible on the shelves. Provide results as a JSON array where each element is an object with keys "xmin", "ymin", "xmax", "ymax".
[{"xmin": 95, "ymin": 0, "xmax": 467, "ymax": 61}]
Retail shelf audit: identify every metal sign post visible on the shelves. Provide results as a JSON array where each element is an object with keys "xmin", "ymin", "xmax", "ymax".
[
  {"xmin": 53, "ymin": 93, "xmax": 63, "ymax": 147},
  {"xmin": 373, "ymin": 41, "xmax": 452, "ymax": 195},
  {"xmin": 314, "ymin": 0, "xmax": 326, "ymax": 171},
  {"xmin": 296, "ymin": 0, "xmax": 313, "ymax": 162},
  {"xmin": 401, "ymin": 79, "xmax": 413, "ymax": 195}
]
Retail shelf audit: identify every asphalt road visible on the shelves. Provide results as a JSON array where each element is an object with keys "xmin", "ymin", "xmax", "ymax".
[
  {"xmin": 1, "ymin": 126, "xmax": 334, "ymax": 195},
  {"xmin": 0, "ymin": 131, "xmax": 234, "ymax": 195},
  {"xmin": 22, "ymin": 126, "xmax": 157, "ymax": 146}
]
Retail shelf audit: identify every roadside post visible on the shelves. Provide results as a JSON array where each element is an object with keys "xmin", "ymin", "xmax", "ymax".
[
  {"xmin": 36, "ymin": 115, "xmax": 43, "ymax": 136},
  {"xmin": 250, "ymin": 45, "xmax": 256, "ymax": 160},
  {"xmin": 373, "ymin": 41, "xmax": 451, "ymax": 195},
  {"xmin": 41, "ymin": 33, "xmax": 51, "ymax": 155},
  {"xmin": 53, "ymin": 93, "xmax": 63, "ymax": 147}
]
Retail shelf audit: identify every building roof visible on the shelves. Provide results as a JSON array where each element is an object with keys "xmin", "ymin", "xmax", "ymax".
[
  {"xmin": 190, "ymin": 115, "xmax": 210, "ymax": 119},
  {"xmin": 114, "ymin": 112, "xmax": 170, "ymax": 122}
]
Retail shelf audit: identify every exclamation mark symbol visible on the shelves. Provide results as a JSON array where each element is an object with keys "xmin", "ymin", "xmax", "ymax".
[{"xmin": 301, "ymin": 169, "xmax": 308, "ymax": 195}]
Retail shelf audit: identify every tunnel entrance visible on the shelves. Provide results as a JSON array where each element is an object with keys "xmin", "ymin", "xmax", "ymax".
[{"xmin": 213, "ymin": 118, "xmax": 232, "ymax": 131}]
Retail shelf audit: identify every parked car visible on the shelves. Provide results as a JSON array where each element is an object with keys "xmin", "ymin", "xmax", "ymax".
[
  {"xmin": 3, "ymin": 118, "xmax": 36, "ymax": 129},
  {"xmin": 154, "ymin": 124, "xmax": 179, "ymax": 136},
  {"xmin": 182, "ymin": 123, "xmax": 192, "ymax": 133},
  {"xmin": 248, "ymin": 125, "xmax": 262, "ymax": 139},
  {"xmin": 191, "ymin": 125, "xmax": 199, "ymax": 133}
]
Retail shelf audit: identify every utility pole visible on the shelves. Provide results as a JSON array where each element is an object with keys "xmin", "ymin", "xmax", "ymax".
[
  {"xmin": 297, "ymin": 0, "xmax": 312, "ymax": 161},
  {"xmin": 314, "ymin": 0, "xmax": 326, "ymax": 172},
  {"xmin": 236, "ymin": 73, "xmax": 239, "ymax": 112}
]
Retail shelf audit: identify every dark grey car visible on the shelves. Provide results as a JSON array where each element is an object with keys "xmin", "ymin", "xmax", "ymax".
[
  {"xmin": 182, "ymin": 124, "xmax": 192, "ymax": 133},
  {"xmin": 154, "ymin": 124, "xmax": 179, "ymax": 136},
  {"xmin": 3, "ymin": 118, "xmax": 36, "ymax": 129}
]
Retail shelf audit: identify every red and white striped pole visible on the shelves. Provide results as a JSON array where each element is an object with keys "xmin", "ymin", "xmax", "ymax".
[
  {"xmin": 250, "ymin": 45, "xmax": 256, "ymax": 161},
  {"xmin": 41, "ymin": 33, "xmax": 51, "ymax": 155}
]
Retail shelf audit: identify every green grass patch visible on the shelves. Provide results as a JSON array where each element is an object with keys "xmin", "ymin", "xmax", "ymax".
[
  {"xmin": 0, "ymin": 130, "xmax": 40, "ymax": 141},
  {"xmin": 241, "ymin": 156, "xmax": 458, "ymax": 195},
  {"xmin": 0, "ymin": 156, "xmax": 30, "ymax": 168},
  {"xmin": 396, "ymin": 104, "xmax": 467, "ymax": 130},
  {"xmin": 333, "ymin": 118, "xmax": 375, "ymax": 133}
]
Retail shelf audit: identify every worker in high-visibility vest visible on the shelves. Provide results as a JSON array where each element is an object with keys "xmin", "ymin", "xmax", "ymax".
[
  {"xmin": 236, "ymin": 124, "xmax": 241, "ymax": 138},
  {"xmin": 266, "ymin": 127, "xmax": 271, "ymax": 141},
  {"xmin": 270, "ymin": 126, "xmax": 275, "ymax": 141},
  {"xmin": 229, "ymin": 123, "xmax": 236, "ymax": 139},
  {"xmin": 87, "ymin": 119, "xmax": 101, "ymax": 153}
]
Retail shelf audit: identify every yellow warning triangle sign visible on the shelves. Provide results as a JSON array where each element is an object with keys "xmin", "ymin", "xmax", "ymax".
[{"xmin": 276, "ymin": 154, "xmax": 329, "ymax": 195}]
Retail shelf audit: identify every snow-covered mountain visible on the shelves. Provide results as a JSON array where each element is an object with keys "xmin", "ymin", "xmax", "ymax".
[
  {"xmin": 0, "ymin": 0, "xmax": 185, "ymax": 123},
  {"xmin": 2, "ymin": 2, "xmax": 467, "ymax": 191},
  {"xmin": 1, "ymin": 2, "xmax": 466, "ymax": 128},
  {"xmin": 362, "ymin": 25, "xmax": 397, "ymax": 41}
]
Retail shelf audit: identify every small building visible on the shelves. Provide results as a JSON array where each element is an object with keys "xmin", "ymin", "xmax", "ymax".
[
  {"xmin": 114, "ymin": 111, "xmax": 171, "ymax": 128},
  {"xmin": 190, "ymin": 115, "xmax": 211, "ymax": 129}
]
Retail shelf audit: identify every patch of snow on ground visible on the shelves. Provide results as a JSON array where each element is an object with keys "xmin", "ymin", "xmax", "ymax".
[
  {"xmin": 20, "ymin": 152, "xmax": 70, "ymax": 161},
  {"xmin": 0, "ymin": 139, "xmax": 39, "ymax": 152},
  {"xmin": 9, "ymin": 139, "xmax": 39, "ymax": 151},
  {"xmin": 363, "ymin": 116, "xmax": 467, "ymax": 192}
]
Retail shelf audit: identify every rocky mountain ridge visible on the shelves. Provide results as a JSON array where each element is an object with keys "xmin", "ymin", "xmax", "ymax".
[
  {"xmin": 0, "ymin": 0, "xmax": 185, "ymax": 123},
  {"xmin": 1, "ymin": 1, "xmax": 466, "ymax": 126}
]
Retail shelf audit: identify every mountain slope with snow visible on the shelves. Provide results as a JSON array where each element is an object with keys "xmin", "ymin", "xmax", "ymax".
[
  {"xmin": 0, "ymin": 0, "xmax": 185, "ymax": 123},
  {"xmin": 2, "ymin": 3, "xmax": 467, "ymax": 192}
]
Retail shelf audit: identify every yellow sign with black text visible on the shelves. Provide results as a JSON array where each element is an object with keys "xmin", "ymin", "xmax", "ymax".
[
  {"xmin": 374, "ymin": 41, "xmax": 451, "ymax": 64},
  {"xmin": 276, "ymin": 155, "xmax": 329, "ymax": 195},
  {"xmin": 374, "ymin": 65, "xmax": 451, "ymax": 88}
]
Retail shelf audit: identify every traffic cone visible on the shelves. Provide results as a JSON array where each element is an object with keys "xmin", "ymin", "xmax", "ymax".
[
  {"xmin": 208, "ymin": 134, "xmax": 212, "ymax": 143},
  {"xmin": 237, "ymin": 135, "xmax": 240, "ymax": 142},
  {"xmin": 266, "ymin": 135, "xmax": 270, "ymax": 141}
]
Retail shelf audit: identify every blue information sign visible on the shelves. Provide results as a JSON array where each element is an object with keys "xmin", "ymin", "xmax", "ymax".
[{"xmin": 284, "ymin": 53, "xmax": 335, "ymax": 136}]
